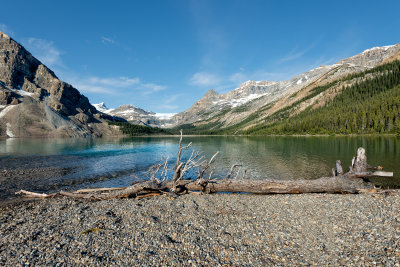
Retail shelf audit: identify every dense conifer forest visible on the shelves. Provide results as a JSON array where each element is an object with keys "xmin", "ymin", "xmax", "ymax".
[{"xmin": 108, "ymin": 121, "xmax": 170, "ymax": 136}]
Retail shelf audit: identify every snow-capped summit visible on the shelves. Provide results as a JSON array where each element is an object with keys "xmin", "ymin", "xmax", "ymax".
[{"xmin": 93, "ymin": 102, "xmax": 113, "ymax": 113}]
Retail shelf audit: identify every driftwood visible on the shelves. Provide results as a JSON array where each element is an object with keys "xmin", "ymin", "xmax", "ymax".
[
  {"xmin": 15, "ymin": 135, "xmax": 394, "ymax": 200},
  {"xmin": 15, "ymin": 190, "xmax": 57, "ymax": 198}
]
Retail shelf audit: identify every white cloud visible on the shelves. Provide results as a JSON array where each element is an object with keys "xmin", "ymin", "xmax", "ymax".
[
  {"xmin": 101, "ymin": 36, "xmax": 116, "ymax": 45},
  {"xmin": 189, "ymin": 72, "xmax": 222, "ymax": 87},
  {"xmin": 26, "ymin": 38, "xmax": 63, "ymax": 67}
]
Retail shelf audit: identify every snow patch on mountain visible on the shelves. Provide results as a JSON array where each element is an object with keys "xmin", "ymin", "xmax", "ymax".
[
  {"xmin": 214, "ymin": 93, "xmax": 267, "ymax": 108},
  {"xmin": 362, "ymin": 45, "xmax": 395, "ymax": 54},
  {"xmin": 6, "ymin": 123, "xmax": 14, "ymax": 138},
  {"xmin": 154, "ymin": 113, "xmax": 176, "ymax": 120},
  {"xmin": 13, "ymin": 88, "xmax": 34, "ymax": 96},
  {"xmin": 0, "ymin": 105, "xmax": 15, "ymax": 118}
]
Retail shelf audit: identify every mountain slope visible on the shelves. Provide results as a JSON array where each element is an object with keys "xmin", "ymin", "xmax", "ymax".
[
  {"xmin": 171, "ymin": 43, "xmax": 400, "ymax": 134},
  {"xmin": 245, "ymin": 60, "xmax": 400, "ymax": 135},
  {"xmin": 0, "ymin": 32, "xmax": 119, "ymax": 138}
]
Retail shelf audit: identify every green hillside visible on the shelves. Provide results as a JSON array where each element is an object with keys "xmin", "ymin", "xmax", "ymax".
[{"xmin": 245, "ymin": 60, "xmax": 400, "ymax": 135}]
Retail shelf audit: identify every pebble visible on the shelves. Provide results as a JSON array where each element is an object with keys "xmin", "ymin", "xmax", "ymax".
[{"xmin": 0, "ymin": 193, "xmax": 399, "ymax": 265}]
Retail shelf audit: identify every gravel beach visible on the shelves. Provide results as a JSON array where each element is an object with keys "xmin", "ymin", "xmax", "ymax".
[{"xmin": 0, "ymin": 193, "xmax": 399, "ymax": 266}]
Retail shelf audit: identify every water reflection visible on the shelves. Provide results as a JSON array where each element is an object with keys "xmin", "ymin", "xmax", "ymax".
[{"xmin": 0, "ymin": 136, "xmax": 398, "ymax": 189}]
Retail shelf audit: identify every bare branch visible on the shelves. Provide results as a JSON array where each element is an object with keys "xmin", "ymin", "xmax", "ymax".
[
  {"xmin": 226, "ymin": 164, "xmax": 242, "ymax": 180},
  {"xmin": 209, "ymin": 151, "xmax": 219, "ymax": 165},
  {"xmin": 174, "ymin": 129, "xmax": 183, "ymax": 170},
  {"xmin": 197, "ymin": 151, "xmax": 220, "ymax": 180},
  {"xmin": 182, "ymin": 142, "xmax": 192, "ymax": 150},
  {"xmin": 160, "ymin": 157, "xmax": 169, "ymax": 182},
  {"xmin": 234, "ymin": 166, "xmax": 242, "ymax": 179},
  {"xmin": 173, "ymin": 162, "xmax": 184, "ymax": 182},
  {"xmin": 242, "ymin": 169, "xmax": 247, "ymax": 179},
  {"xmin": 15, "ymin": 190, "xmax": 57, "ymax": 198}
]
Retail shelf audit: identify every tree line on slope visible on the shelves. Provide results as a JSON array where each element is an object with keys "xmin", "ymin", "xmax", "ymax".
[{"xmin": 245, "ymin": 60, "xmax": 400, "ymax": 136}]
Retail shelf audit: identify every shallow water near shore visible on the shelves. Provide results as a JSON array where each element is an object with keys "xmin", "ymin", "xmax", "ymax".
[{"xmin": 0, "ymin": 136, "xmax": 399, "ymax": 200}]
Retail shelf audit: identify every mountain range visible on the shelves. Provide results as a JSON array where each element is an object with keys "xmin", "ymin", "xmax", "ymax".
[
  {"xmin": 93, "ymin": 102, "xmax": 176, "ymax": 128},
  {"xmin": 1, "ymin": 30, "xmax": 399, "ymax": 138},
  {"xmin": 97, "ymin": 42, "xmax": 400, "ymax": 134}
]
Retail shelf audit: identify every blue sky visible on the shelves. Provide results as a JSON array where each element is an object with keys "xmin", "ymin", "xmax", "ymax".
[{"xmin": 1, "ymin": 0, "xmax": 399, "ymax": 113}]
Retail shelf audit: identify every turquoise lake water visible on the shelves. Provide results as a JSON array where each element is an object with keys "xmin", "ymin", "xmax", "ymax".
[{"xmin": 0, "ymin": 136, "xmax": 399, "ymax": 189}]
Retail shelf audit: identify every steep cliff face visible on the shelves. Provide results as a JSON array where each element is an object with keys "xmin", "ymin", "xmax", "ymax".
[{"xmin": 0, "ymin": 32, "xmax": 119, "ymax": 138}]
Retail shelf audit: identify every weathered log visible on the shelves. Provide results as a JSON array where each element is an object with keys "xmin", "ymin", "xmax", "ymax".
[
  {"xmin": 179, "ymin": 175, "xmax": 373, "ymax": 194},
  {"xmin": 14, "ymin": 146, "xmax": 394, "ymax": 200}
]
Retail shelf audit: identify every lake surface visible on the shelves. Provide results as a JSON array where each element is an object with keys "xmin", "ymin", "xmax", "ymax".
[{"xmin": 0, "ymin": 136, "xmax": 399, "ymax": 194}]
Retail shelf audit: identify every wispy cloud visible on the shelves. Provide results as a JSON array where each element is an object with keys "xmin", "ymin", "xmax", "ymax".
[
  {"xmin": 70, "ymin": 82, "xmax": 115, "ymax": 94},
  {"xmin": 66, "ymin": 75, "xmax": 166, "ymax": 96},
  {"xmin": 189, "ymin": 68, "xmax": 286, "ymax": 94},
  {"xmin": 140, "ymin": 83, "xmax": 166, "ymax": 94},
  {"xmin": 277, "ymin": 38, "xmax": 324, "ymax": 65},
  {"xmin": 229, "ymin": 72, "xmax": 247, "ymax": 84},
  {"xmin": 0, "ymin": 23, "xmax": 13, "ymax": 35},
  {"xmin": 87, "ymin": 76, "xmax": 140, "ymax": 88},
  {"xmin": 101, "ymin": 36, "xmax": 116, "ymax": 45},
  {"xmin": 158, "ymin": 104, "xmax": 179, "ymax": 110},
  {"xmin": 66, "ymin": 76, "xmax": 137, "ymax": 94},
  {"xmin": 278, "ymin": 48, "xmax": 308, "ymax": 64},
  {"xmin": 189, "ymin": 72, "xmax": 222, "ymax": 87},
  {"xmin": 25, "ymin": 38, "xmax": 63, "ymax": 67}
]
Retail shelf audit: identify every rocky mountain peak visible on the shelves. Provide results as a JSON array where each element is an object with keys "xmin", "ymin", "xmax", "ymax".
[
  {"xmin": 0, "ymin": 33, "xmax": 96, "ymax": 116},
  {"xmin": 203, "ymin": 89, "xmax": 220, "ymax": 99},
  {"xmin": 0, "ymin": 33, "xmax": 118, "ymax": 138},
  {"xmin": 339, "ymin": 43, "xmax": 400, "ymax": 67},
  {"xmin": 0, "ymin": 31, "xmax": 10, "ymax": 39}
]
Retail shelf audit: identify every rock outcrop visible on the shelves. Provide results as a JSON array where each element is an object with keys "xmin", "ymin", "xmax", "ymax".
[{"xmin": 0, "ymin": 32, "xmax": 120, "ymax": 138}]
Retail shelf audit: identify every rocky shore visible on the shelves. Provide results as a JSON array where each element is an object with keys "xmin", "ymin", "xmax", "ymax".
[{"xmin": 1, "ymin": 193, "xmax": 399, "ymax": 266}]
